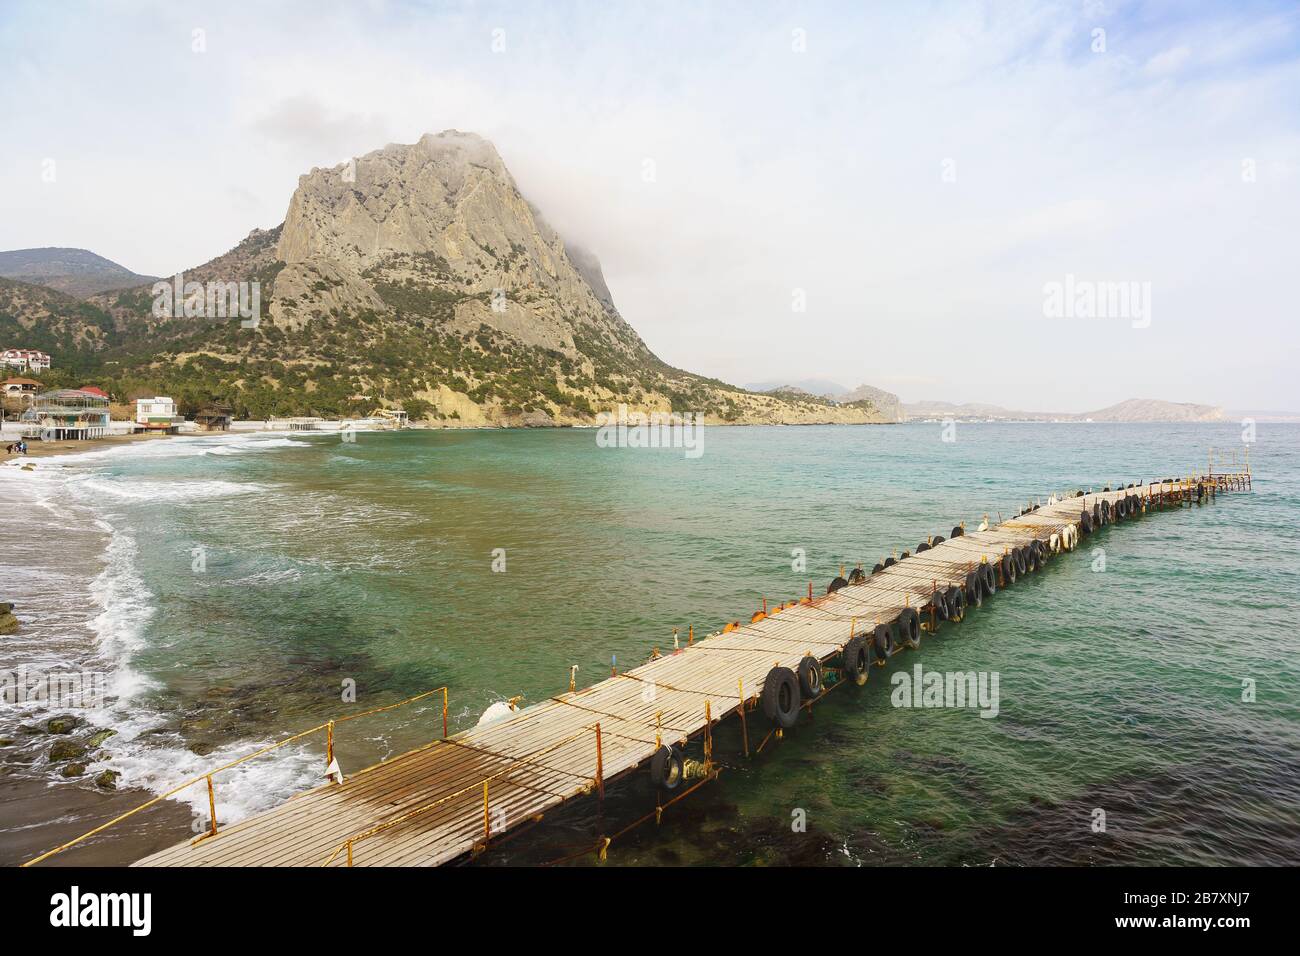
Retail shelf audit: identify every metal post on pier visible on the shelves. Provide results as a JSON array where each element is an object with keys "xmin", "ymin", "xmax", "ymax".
[
  {"xmin": 206, "ymin": 775, "xmax": 217, "ymax": 837},
  {"xmin": 594, "ymin": 723, "xmax": 604, "ymax": 802},
  {"xmin": 737, "ymin": 678, "xmax": 749, "ymax": 758}
]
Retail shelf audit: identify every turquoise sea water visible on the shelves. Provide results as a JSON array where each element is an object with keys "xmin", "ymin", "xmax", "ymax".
[{"xmin": 3, "ymin": 422, "xmax": 1297, "ymax": 866}]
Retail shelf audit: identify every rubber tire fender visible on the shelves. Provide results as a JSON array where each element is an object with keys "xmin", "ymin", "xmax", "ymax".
[
  {"xmin": 827, "ymin": 576, "xmax": 848, "ymax": 594},
  {"xmin": 928, "ymin": 589, "xmax": 948, "ymax": 621},
  {"xmin": 1014, "ymin": 547, "xmax": 1028, "ymax": 576},
  {"xmin": 1080, "ymin": 510, "xmax": 1093, "ymax": 534},
  {"xmin": 931, "ymin": 535, "xmax": 946, "ymax": 546},
  {"xmin": 871, "ymin": 563, "xmax": 884, "ymax": 575},
  {"xmin": 797, "ymin": 655, "xmax": 823, "ymax": 699},
  {"xmin": 760, "ymin": 666, "xmax": 801, "ymax": 729},
  {"xmin": 896, "ymin": 608, "xmax": 920, "ymax": 649},
  {"xmin": 964, "ymin": 570, "xmax": 983, "ymax": 608},
  {"xmin": 649, "ymin": 744, "xmax": 684, "ymax": 791},
  {"xmin": 841, "ymin": 636, "xmax": 869, "ymax": 686},
  {"xmin": 981, "ymin": 563, "xmax": 997, "ymax": 597},
  {"xmin": 847, "ymin": 568, "xmax": 864, "ymax": 585},
  {"xmin": 916, "ymin": 542, "xmax": 930, "ymax": 553},
  {"xmin": 1001, "ymin": 553, "xmax": 1017, "ymax": 585},
  {"xmin": 951, "ymin": 525, "xmax": 964, "ymax": 538},
  {"xmin": 873, "ymin": 623, "xmax": 895, "ymax": 659},
  {"xmin": 945, "ymin": 585, "xmax": 965, "ymax": 620}
]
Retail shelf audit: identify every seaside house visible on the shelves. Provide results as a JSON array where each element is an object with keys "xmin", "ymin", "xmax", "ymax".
[
  {"xmin": 134, "ymin": 396, "xmax": 183, "ymax": 433},
  {"xmin": 2, "ymin": 349, "xmax": 52, "ymax": 374},
  {"xmin": 194, "ymin": 402, "xmax": 233, "ymax": 431},
  {"xmin": 2, "ymin": 377, "xmax": 41, "ymax": 404},
  {"xmin": 20, "ymin": 388, "xmax": 111, "ymax": 441},
  {"xmin": 378, "ymin": 408, "xmax": 409, "ymax": 428}
]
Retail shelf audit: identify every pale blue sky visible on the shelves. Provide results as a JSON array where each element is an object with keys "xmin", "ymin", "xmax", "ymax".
[{"xmin": 2, "ymin": 0, "xmax": 1297, "ymax": 410}]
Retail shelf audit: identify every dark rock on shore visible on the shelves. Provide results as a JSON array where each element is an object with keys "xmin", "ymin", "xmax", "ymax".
[
  {"xmin": 61, "ymin": 762, "xmax": 87, "ymax": 778},
  {"xmin": 85, "ymin": 728, "xmax": 117, "ymax": 748},
  {"xmin": 48, "ymin": 739, "xmax": 87, "ymax": 762},
  {"xmin": 46, "ymin": 715, "xmax": 86, "ymax": 735},
  {"xmin": 94, "ymin": 769, "xmax": 120, "ymax": 790}
]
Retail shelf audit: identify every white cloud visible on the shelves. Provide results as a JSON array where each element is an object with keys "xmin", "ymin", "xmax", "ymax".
[{"xmin": 1145, "ymin": 45, "xmax": 1191, "ymax": 75}]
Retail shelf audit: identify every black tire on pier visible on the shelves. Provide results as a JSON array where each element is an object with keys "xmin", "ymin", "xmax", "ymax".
[
  {"xmin": 649, "ymin": 744, "xmax": 684, "ymax": 791},
  {"xmin": 951, "ymin": 525, "xmax": 964, "ymax": 538},
  {"xmin": 964, "ymin": 570, "xmax": 983, "ymax": 608},
  {"xmin": 873, "ymin": 623, "xmax": 895, "ymax": 660},
  {"xmin": 761, "ymin": 666, "xmax": 801, "ymax": 729},
  {"xmin": 896, "ymin": 608, "xmax": 921, "ymax": 649},
  {"xmin": 929, "ymin": 589, "xmax": 948, "ymax": 621},
  {"xmin": 916, "ymin": 541, "xmax": 931, "ymax": 553},
  {"xmin": 1080, "ymin": 510, "xmax": 1093, "ymax": 534},
  {"xmin": 899, "ymin": 551, "xmax": 911, "ymax": 561},
  {"xmin": 871, "ymin": 563, "xmax": 884, "ymax": 575},
  {"xmin": 847, "ymin": 568, "xmax": 864, "ymax": 585},
  {"xmin": 883, "ymin": 557, "xmax": 896, "ymax": 568},
  {"xmin": 945, "ymin": 585, "xmax": 965, "ymax": 621},
  {"xmin": 842, "ymin": 636, "xmax": 870, "ymax": 686},
  {"xmin": 1014, "ymin": 547, "xmax": 1028, "ymax": 576},
  {"xmin": 932, "ymin": 535, "xmax": 946, "ymax": 546},
  {"xmin": 827, "ymin": 576, "xmax": 848, "ymax": 594},
  {"xmin": 980, "ymin": 563, "xmax": 997, "ymax": 598},
  {"xmin": 797, "ymin": 655, "xmax": 823, "ymax": 699},
  {"xmin": 1093, "ymin": 503, "xmax": 1103, "ymax": 527},
  {"xmin": 1001, "ymin": 553, "xmax": 1017, "ymax": 585}
]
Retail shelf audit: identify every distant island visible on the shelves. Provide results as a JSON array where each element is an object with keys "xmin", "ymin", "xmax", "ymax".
[{"xmin": 743, "ymin": 379, "xmax": 1259, "ymax": 423}]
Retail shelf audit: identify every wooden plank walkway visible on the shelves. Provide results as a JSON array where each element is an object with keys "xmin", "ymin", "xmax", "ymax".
[{"xmin": 133, "ymin": 476, "xmax": 1240, "ymax": 867}]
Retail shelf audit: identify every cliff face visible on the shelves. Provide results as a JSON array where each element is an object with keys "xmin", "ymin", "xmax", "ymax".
[
  {"xmin": 269, "ymin": 131, "xmax": 644, "ymax": 357},
  {"xmin": 840, "ymin": 384, "xmax": 905, "ymax": 422}
]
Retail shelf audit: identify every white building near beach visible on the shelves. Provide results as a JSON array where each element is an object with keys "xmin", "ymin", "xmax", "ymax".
[
  {"xmin": 2, "ymin": 349, "xmax": 51, "ymax": 374},
  {"xmin": 134, "ymin": 396, "xmax": 183, "ymax": 433}
]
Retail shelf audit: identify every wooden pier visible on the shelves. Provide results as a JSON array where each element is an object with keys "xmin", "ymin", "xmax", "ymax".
[{"xmin": 25, "ymin": 473, "xmax": 1248, "ymax": 868}]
